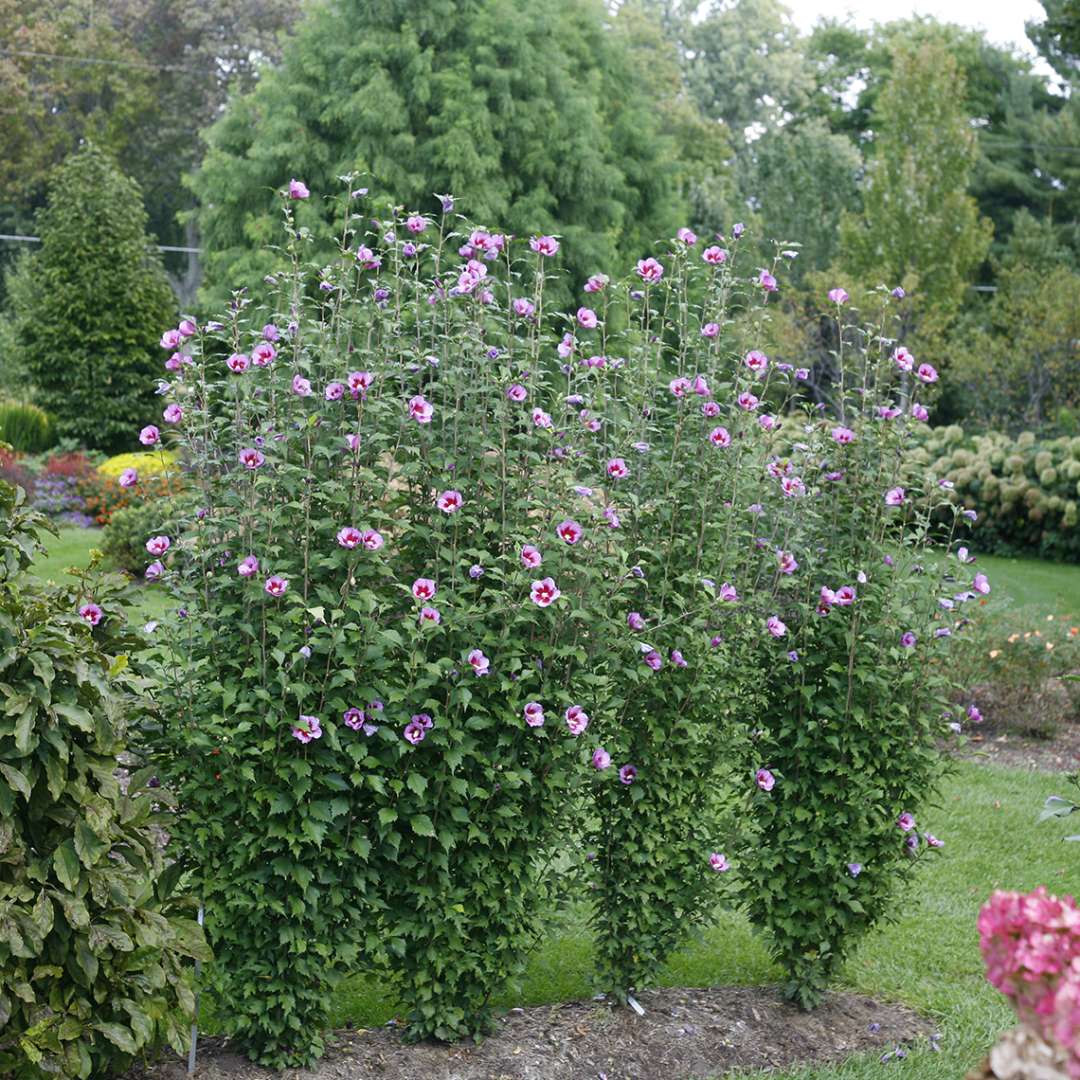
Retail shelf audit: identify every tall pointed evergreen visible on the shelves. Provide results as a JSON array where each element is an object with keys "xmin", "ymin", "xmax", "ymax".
[{"xmin": 190, "ymin": 0, "xmax": 683, "ymax": 297}]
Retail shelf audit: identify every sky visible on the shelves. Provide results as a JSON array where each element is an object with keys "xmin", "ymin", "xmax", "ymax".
[{"xmin": 785, "ymin": 0, "xmax": 1048, "ymax": 57}]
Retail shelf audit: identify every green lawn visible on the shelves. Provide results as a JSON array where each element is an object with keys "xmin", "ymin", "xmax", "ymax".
[{"xmin": 978, "ymin": 552, "xmax": 1080, "ymax": 616}]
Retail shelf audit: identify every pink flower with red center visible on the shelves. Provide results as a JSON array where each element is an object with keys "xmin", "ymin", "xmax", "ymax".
[
  {"xmin": 118, "ymin": 468, "xmax": 138, "ymax": 489},
  {"xmin": 917, "ymin": 363, "xmax": 938, "ymax": 383},
  {"xmin": 897, "ymin": 812, "xmax": 916, "ymax": 832},
  {"xmin": 507, "ymin": 384, "xmax": 528, "ymax": 402},
  {"xmin": 669, "ymin": 377, "xmax": 691, "ymax": 398},
  {"xmin": 348, "ymin": 370, "xmax": 374, "ymax": 395},
  {"xmin": 226, "ymin": 353, "xmax": 250, "ymax": 373},
  {"xmin": 292, "ymin": 715, "xmax": 322, "ymax": 744},
  {"xmin": 557, "ymin": 332, "xmax": 575, "ymax": 358},
  {"xmin": 325, "ymin": 382, "xmax": 345, "ymax": 401},
  {"xmin": 287, "ymin": 178, "xmax": 309, "ymax": 200},
  {"xmin": 592, "ymin": 747, "xmax": 611, "ymax": 769},
  {"xmin": 745, "ymin": 350, "xmax": 769, "ymax": 375},
  {"xmin": 676, "ymin": 226, "xmax": 697, "ymax": 245},
  {"xmin": 160, "ymin": 329, "xmax": 182, "ymax": 350},
  {"xmin": 145, "ymin": 535, "xmax": 170, "ymax": 557},
  {"xmin": 701, "ymin": 322, "xmax": 720, "ymax": 338},
  {"xmin": 524, "ymin": 702, "xmax": 545, "ymax": 728},
  {"xmin": 467, "ymin": 648, "xmax": 490, "ymax": 676},
  {"xmin": 584, "ymin": 273, "xmax": 608, "ymax": 293},
  {"xmin": 361, "ymin": 529, "xmax": 384, "ymax": 550},
  {"xmin": 437, "ymin": 490, "xmax": 463, "ymax": 514},
  {"xmin": 532, "ymin": 407, "xmax": 553, "ymax": 429},
  {"xmin": 758, "ymin": 270, "xmax": 778, "ymax": 292},
  {"xmin": 337, "ymin": 526, "xmax": 363, "ymax": 548},
  {"xmin": 264, "ymin": 575, "xmax": 288, "ymax": 597},
  {"xmin": 530, "ymin": 235, "xmax": 560, "ymax": 256},
  {"xmin": 885, "ymin": 486, "xmax": 906, "ymax": 506},
  {"xmin": 577, "ymin": 307, "xmax": 598, "ymax": 328},
  {"xmin": 834, "ymin": 585, "xmax": 856, "ymax": 605},
  {"xmin": 412, "ymin": 578, "xmax": 436, "ymax": 601},
  {"xmin": 758, "ymin": 414, "xmax": 777, "ymax": 431},
  {"xmin": 973, "ymin": 573, "xmax": 990, "ymax": 595},
  {"xmin": 766, "ymin": 616, "xmax": 787, "ymax": 638},
  {"xmin": 709, "ymin": 852, "xmax": 730, "ymax": 872},
  {"xmin": 403, "ymin": 721, "xmax": 426, "ymax": 745},
  {"xmin": 777, "ymin": 550, "xmax": 798, "ymax": 574},
  {"xmin": 251, "ymin": 342, "xmax": 276, "ymax": 367},
  {"xmin": 419, "ymin": 605, "xmax": 441, "ymax": 625},
  {"xmin": 635, "ymin": 257, "xmax": 664, "ymax": 283},
  {"xmin": 832, "ymin": 426, "xmax": 855, "ymax": 444},
  {"xmin": 737, "ymin": 391, "xmax": 759, "ymax": 411},
  {"xmin": 292, "ymin": 373, "xmax": 313, "ymax": 397},
  {"xmin": 565, "ymin": 705, "xmax": 589, "ymax": 735},
  {"xmin": 556, "ymin": 519, "xmax": 583, "ymax": 545},
  {"xmin": 521, "ymin": 544, "xmax": 543, "ymax": 568},
  {"xmin": 512, "ymin": 297, "xmax": 535, "ymax": 317},
  {"xmin": 702, "ymin": 246, "xmax": 727, "ymax": 265},
  {"xmin": 239, "ymin": 447, "xmax": 265, "ymax": 470},
  {"xmin": 139, "ymin": 425, "xmax": 160, "ymax": 446},
  {"xmin": 755, "ymin": 768, "xmax": 776, "ymax": 792},
  {"xmin": 406, "ymin": 214, "xmax": 427, "ymax": 234},
  {"xmin": 893, "ymin": 346, "xmax": 914, "ymax": 372},
  {"xmin": 530, "ymin": 577, "xmax": 561, "ymax": 607},
  {"xmin": 408, "ymin": 394, "xmax": 434, "ymax": 423},
  {"xmin": 619, "ymin": 764, "xmax": 638, "ymax": 785},
  {"xmin": 238, "ymin": 555, "xmax": 259, "ymax": 577},
  {"xmin": 163, "ymin": 403, "xmax": 183, "ymax": 424},
  {"xmin": 79, "ymin": 602, "xmax": 103, "ymax": 626},
  {"xmin": 708, "ymin": 426, "xmax": 732, "ymax": 448},
  {"xmin": 719, "ymin": 582, "xmax": 738, "ymax": 602},
  {"xmin": 702, "ymin": 401, "xmax": 721, "ymax": 418},
  {"xmin": 606, "ymin": 458, "xmax": 628, "ymax": 479},
  {"xmin": 781, "ymin": 476, "xmax": 806, "ymax": 497},
  {"xmin": 343, "ymin": 707, "xmax": 365, "ymax": 730},
  {"xmin": 817, "ymin": 586, "xmax": 837, "ymax": 615},
  {"xmin": 828, "ymin": 287, "xmax": 849, "ymax": 304}
]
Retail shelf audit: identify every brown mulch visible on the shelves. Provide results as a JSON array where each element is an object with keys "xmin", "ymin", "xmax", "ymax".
[
  {"xmin": 129, "ymin": 985, "xmax": 933, "ymax": 1080},
  {"xmin": 956, "ymin": 725, "xmax": 1080, "ymax": 772}
]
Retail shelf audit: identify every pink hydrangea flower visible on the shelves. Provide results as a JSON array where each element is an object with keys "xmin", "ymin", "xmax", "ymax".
[
  {"xmin": 337, "ymin": 526, "xmax": 363, "ymax": 549},
  {"xmin": 264, "ymin": 575, "xmax": 288, "ymax": 597},
  {"xmin": 556, "ymin": 519, "xmax": 583, "ymax": 545},
  {"xmin": 239, "ymin": 447, "xmax": 265, "ymax": 470},
  {"xmin": 467, "ymin": 648, "xmax": 490, "ymax": 676},
  {"xmin": 287, "ymin": 178, "xmax": 310, "ymax": 200},
  {"xmin": 145, "ymin": 535, "xmax": 170, "ymax": 557},
  {"xmin": 766, "ymin": 616, "xmax": 787, "ymax": 638},
  {"xmin": 361, "ymin": 529, "xmax": 384, "ymax": 550},
  {"xmin": 635, "ymin": 257, "xmax": 664, "ymax": 284},
  {"xmin": 530, "ymin": 235, "xmax": 560, "ymax": 256},
  {"xmin": 565, "ymin": 705, "xmax": 589, "ymax": 735},
  {"xmin": 437, "ymin": 490, "xmax": 463, "ymax": 514},
  {"xmin": 139, "ymin": 425, "xmax": 160, "ymax": 446},
  {"xmin": 412, "ymin": 578, "xmax": 436, "ymax": 601},
  {"xmin": 592, "ymin": 747, "xmax": 612, "ymax": 770},
  {"xmin": 606, "ymin": 458, "xmax": 628, "ymax": 479},
  {"xmin": 409, "ymin": 394, "xmax": 434, "ymax": 423},
  {"xmin": 755, "ymin": 768, "xmax": 775, "ymax": 792},
  {"xmin": 521, "ymin": 545, "xmax": 543, "ymax": 568},
  {"xmin": 238, "ymin": 555, "xmax": 259, "ymax": 577},
  {"xmin": 709, "ymin": 852, "xmax": 730, "ymax": 873},
  {"xmin": 530, "ymin": 577, "xmax": 561, "ymax": 607},
  {"xmin": 119, "ymin": 468, "xmax": 138, "ymax": 488},
  {"xmin": 79, "ymin": 602, "xmax": 103, "ymax": 626},
  {"xmin": 524, "ymin": 702, "xmax": 545, "ymax": 728},
  {"xmin": 702, "ymin": 246, "xmax": 727, "ymax": 265},
  {"xmin": 619, "ymin": 764, "xmax": 638, "ymax": 785}
]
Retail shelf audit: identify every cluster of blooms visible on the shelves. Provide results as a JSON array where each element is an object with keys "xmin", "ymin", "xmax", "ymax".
[{"xmin": 979, "ymin": 888, "xmax": 1080, "ymax": 1073}]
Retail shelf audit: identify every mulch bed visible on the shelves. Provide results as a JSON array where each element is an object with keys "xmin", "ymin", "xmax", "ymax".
[
  {"xmin": 957, "ymin": 726, "xmax": 1080, "ymax": 772},
  {"xmin": 130, "ymin": 985, "xmax": 933, "ymax": 1079}
]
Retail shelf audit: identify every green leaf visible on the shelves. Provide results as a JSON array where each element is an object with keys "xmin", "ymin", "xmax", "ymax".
[
  {"xmin": 93, "ymin": 1022, "xmax": 137, "ymax": 1054},
  {"xmin": 52, "ymin": 840, "xmax": 80, "ymax": 891},
  {"xmin": 406, "ymin": 772, "xmax": 428, "ymax": 797},
  {"xmin": 74, "ymin": 823, "xmax": 110, "ymax": 868},
  {"xmin": 0, "ymin": 763, "xmax": 31, "ymax": 801},
  {"xmin": 410, "ymin": 814, "xmax": 436, "ymax": 838}
]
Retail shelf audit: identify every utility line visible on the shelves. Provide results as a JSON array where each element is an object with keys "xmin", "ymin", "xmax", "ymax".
[
  {"xmin": 0, "ymin": 233, "xmax": 201, "ymax": 254},
  {"xmin": 0, "ymin": 46, "xmax": 223, "ymax": 75}
]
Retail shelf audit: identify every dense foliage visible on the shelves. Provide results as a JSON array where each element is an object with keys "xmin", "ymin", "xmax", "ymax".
[
  {"xmin": 0, "ymin": 404, "xmax": 54, "ymax": 454},
  {"xmin": 6, "ymin": 146, "xmax": 176, "ymax": 452},
  {"xmin": 0, "ymin": 481, "xmax": 207, "ymax": 1079}
]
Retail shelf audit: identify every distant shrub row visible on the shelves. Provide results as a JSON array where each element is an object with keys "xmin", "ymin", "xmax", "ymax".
[{"xmin": 910, "ymin": 427, "xmax": 1080, "ymax": 561}]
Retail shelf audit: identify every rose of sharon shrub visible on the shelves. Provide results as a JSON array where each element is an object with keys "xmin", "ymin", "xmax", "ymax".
[{"xmin": 0, "ymin": 482, "xmax": 207, "ymax": 1079}]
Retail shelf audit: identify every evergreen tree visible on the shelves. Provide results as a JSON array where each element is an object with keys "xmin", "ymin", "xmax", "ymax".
[
  {"xmin": 10, "ymin": 145, "xmax": 175, "ymax": 451},
  {"xmin": 190, "ymin": 0, "xmax": 683, "ymax": 300}
]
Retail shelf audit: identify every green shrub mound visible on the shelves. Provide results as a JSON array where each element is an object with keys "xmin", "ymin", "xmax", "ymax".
[
  {"xmin": 0, "ymin": 482, "xmax": 207, "ymax": 1079},
  {"xmin": 0, "ymin": 404, "xmax": 55, "ymax": 454}
]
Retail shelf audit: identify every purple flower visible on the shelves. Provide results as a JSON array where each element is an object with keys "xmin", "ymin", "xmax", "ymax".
[
  {"xmin": 287, "ymin": 178, "xmax": 310, "ymax": 200},
  {"xmin": 524, "ymin": 702, "xmax": 545, "ymax": 728},
  {"xmin": 592, "ymin": 747, "xmax": 611, "ymax": 770},
  {"xmin": 755, "ymin": 768, "xmax": 775, "ymax": 792},
  {"xmin": 709, "ymin": 852, "xmax": 730, "ymax": 872},
  {"xmin": 619, "ymin": 764, "xmax": 638, "ymax": 785},
  {"xmin": 900, "ymin": 631, "xmax": 917, "ymax": 648},
  {"xmin": 79, "ymin": 602, "xmax": 103, "ymax": 626},
  {"xmin": 292, "ymin": 715, "xmax": 322, "ymax": 743},
  {"xmin": 897, "ymin": 812, "xmax": 916, "ymax": 832},
  {"xmin": 627, "ymin": 611, "xmax": 646, "ymax": 631},
  {"xmin": 403, "ymin": 721, "xmax": 426, "ymax": 745},
  {"xmin": 643, "ymin": 649, "xmax": 663, "ymax": 671},
  {"xmin": 145, "ymin": 561, "xmax": 165, "ymax": 581},
  {"xmin": 847, "ymin": 862, "xmax": 862, "ymax": 877},
  {"xmin": 565, "ymin": 705, "xmax": 589, "ymax": 735}
]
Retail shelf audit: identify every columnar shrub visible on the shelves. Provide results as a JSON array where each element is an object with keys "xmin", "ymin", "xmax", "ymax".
[{"xmin": 0, "ymin": 483, "xmax": 207, "ymax": 1079}]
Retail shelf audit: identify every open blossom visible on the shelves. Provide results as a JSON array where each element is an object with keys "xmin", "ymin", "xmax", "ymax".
[
  {"xmin": 592, "ymin": 747, "xmax": 612, "ymax": 770},
  {"xmin": 343, "ymin": 707, "xmax": 365, "ymax": 731},
  {"xmin": 408, "ymin": 394, "xmax": 434, "ymax": 423},
  {"xmin": 119, "ymin": 468, "xmax": 138, "ymax": 488},
  {"xmin": 507, "ymin": 383, "xmax": 528, "ymax": 402},
  {"xmin": 885, "ymin": 486, "xmax": 906, "ymax": 506},
  {"xmin": 744, "ymin": 350, "xmax": 769, "ymax": 376},
  {"xmin": 264, "ymin": 575, "xmax": 289, "ymax": 597},
  {"xmin": 521, "ymin": 545, "xmax": 543, "ymax": 568},
  {"xmin": 708, "ymin": 425, "xmax": 732, "ymax": 448},
  {"xmin": 702, "ymin": 245, "xmax": 727, "ymax": 265},
  {"xmin": 676, "ymin": 226, "xmax": 697, "ymax": 245},
  {"xmin": 834, "ymin": 585, "xmax": 856, "ymax": 605},
  {"xmin": 530, "ymin": 235, "xmax": 560, "ymax": 256},
  {"xmin": 755, "ymin": 768, "xmax": 776, "ymax": 792},
  {"xmin": 163, "ymin": 403, "xmax": 183, "ymax": 424},
  {"xmin": 832, "ymin": 425, "xmax": 855, "ymax": 445},
  {"xmin": 828, "ymin": 287, "xmax": 849, "ymax": 304},
  {"xmin": 524, "ymin": 702, "xmax": 545, "ymax": 728},
  {"xmin": 643, "ymin": 649, "xmax": 663, "ymax": 671},
  {"xmin": 252, "ymin": 342, "xmax": 276, "ymax": 366},
  {"xmin": 893, "ymin": 346, "xmax": 914, "ymax": 372},
  {"xmin": 530, "ymin": 577, "xmax": 561, "ymax": 607},
  {"xmin": 781, "ymin": 476, "xmax": 806, "ymax": 498},
  {"xmin": 557, "ymin": 332, "xmax": 575, "ymax": 358},
  {"xmin": 577, "ymin": 306, "xmax": 598, "ymax": 328},
  {"xmin": 619, "ymin": 764, "xmax": 638, "ymax": 785},
  {"xmin": 403, "ymin": 720, "xmax": 426, "ymax": 745},
  {"xmin": 777, "ymin": 550, "xmax": 798, "ymax": 575},
  {"xmin": 292, "ymin": 715, "xmax": 322, "ymax": 744},
  {"xmin": 160, "ymin": 328, "xmax": 182, "ymax": 350},
  {"xmin": 627, "ymin": 611, "xmax": 646, "ymax": 631},
  {"xmin": 565, "ymin": 705, "xmax": 589, "ymax": 735},
  {"xmin": 719, "ymin": 582, "xmax": 738, "ymax": 602},
  {"xmin": 412, "ymin": 578, "xmax": 436, "ymax": 601},
  {"xmin": 79, "ymin": 602, "xmax": 103, "ymax": 626},
  {"xmin": 556, "ymin": 519, "xmax": 583, "ymax": 545},
  {"xmin": 467, "ymin": 648, "xmax": 491, "ymax": 676},
  {"xmin": 419, "ymin": 605, "xmax": 441, "ymax": 625},
  {"xmin": 512, "ymin": 297, "xmax": 536, "ymax": 318},
  {"xmin": 701, "ymin": 322, "xmax": 720, "ymax": 338},
  {"xmin": 361, "ymin": 529, "xmax": 384, "ymax": 550},
  {"xmin": 607, "ymin": 458, "xmax": 628, "ymax": 479},
  {"xmin": 900, "ymin": 630, "xmax": 917, "ymax": 648},
  {"xmin": 709, "ymin": 852, "xmax": 730, "ymax": 873},
  {"xmin": 239, "ymin": 447, "xmax": 265, "ymax": 470},
  {"xmin": 758, "ymin": 269, "xmax": 777, "ymax": 292},
  {"xmin": 669, "ymin": 376, "xmax": 691, "ymax": 398},
  {"xmin": 405, "ymin": 214, "xmax": 427, "ymax": 234},
  {"xmin": 532, "ymin": 407, "xmax": 553, "ymax": 428},
  {"xmin": 911, "ymin": 402, "xmax": 929, "ymax": 421},
  {"xmin": 139, "ymin": 425, "xmax": 160, "ymax": 446},
  {"xmin": 337, "ymin": 526, "xmax": 363, "ymax": 549},
  {"xmin": 348, "ymin": 370, "xmax": 374, "ymax": 396},
  {"xmin": 238, "ymin": 555, "xmax": 259, "ymax": 577},
  {"xmin": 145, "ymin": 535, "xmax": 170, "ymax": 557},
  {"xmin": 737, "ymin": 391, "xmax": 759, "ymax": 411},
  {"xmin": 226, "ymin": 352, "xmax": 251, "ymax": 375},
  {"xmin": 766, "ymin": 616, "xmax": 787, "ymax": 638},
  {"xmin": 973, "ymin": 573, "xmax": 991, "ymax": 595},
  {"xmin": 916, "ymin": 362, "xmax": 938, "ymax": 383},
  {"xmin": 292, "ymin": 373, "xmax": 313, "ymax": 396},
  {"xmin": 325, "ymin": 382, "xmax": 345, "ymax": 401},
  {"xmin": 897, "ymin": 812, "xmax": 916, "ymax": 832},
  {"xmin": 635, "ymin": 257, "xmax": 664, "ymax": 283},
  {"xmin": 437, "ymin": 490, "xmax": 463, "ymax": 513},
  {"xmin": 287, "ymin": 178, "xmax": 310, "ymax": 200}
]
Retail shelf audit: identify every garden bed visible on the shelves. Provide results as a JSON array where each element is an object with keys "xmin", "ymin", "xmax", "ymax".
[{"xmin": 131, "ymin": 985, "xmax": 932, "ymax": 1079}]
